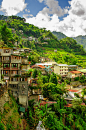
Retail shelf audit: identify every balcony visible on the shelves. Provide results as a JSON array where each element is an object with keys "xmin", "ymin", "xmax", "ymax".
[
  {"xmin": 3, "ymin": 73, "xmax": 10, "ymax": 77},
  {"xmin": 2, "ymin": 60, "xmax": 10, "ymax": 63},
  {"xmin": 11, "ymin": 59, "xmax": 21, "ymax": 63},
  {"xmin": 11, "ymin": 67, "xmax": 20, "ymax": 70},
  {"xmin": 3, "ymin": 67, "xmax": 10, "ymax": 70},
  {"xmin": 10, "ymin": 73, "xmax": 20, "ymax": 77},
  {"xmin": 22, "ymin": 61, "xmax": 28, "ymax": 64},
  {"xmin": 1, "ymin": 52, "xmax": 11, "ymax": 56},
  {"xmin": 9, "ymin": 81, "xmax": 19, "ymax": 84}
]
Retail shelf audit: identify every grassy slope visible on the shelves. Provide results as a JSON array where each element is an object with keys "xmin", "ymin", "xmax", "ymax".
[
  {"xmin": 37, "ymin": 46, "xmax": 86, "ymax": 68},
  {"xmin": 0, "ymin": 92, "xmax": 29, "ymax": 130}
]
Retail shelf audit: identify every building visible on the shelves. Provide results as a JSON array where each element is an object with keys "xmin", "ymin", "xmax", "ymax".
[
  {"xmin": 67, "ymin": 71, "xmax": 82, "ymax": 78},
  {"xmin": 68, "ymin": 65, "xmax": 78, "ymax": 71},
  {"xmin": 31, "ymin": 64, "xmax": 47, "ymax": 75},
  {"xmin": 0, "ymin": 47, "xmax": 29, "ymax": 108},
  {"xmin": 54, "ymin": 64, "xmax": 68, "ymax": 76},
  {"xmin": 36, "ymin": 62, "xmax": 57, "ymax": 74},
  {"xmin": 77, "ymin": 69, "xmax": 86, "ymax": 77}
]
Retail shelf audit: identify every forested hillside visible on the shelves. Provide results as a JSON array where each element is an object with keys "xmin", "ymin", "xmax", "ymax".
[
  {"xmin": 72, "ymin": 35, "xmax": 86, "ymax": 50},
  {"xmin": 52, "ymin": 31, "xmax": 67, "ymax": 40},
  {"xmin": 52, "ymin": 31, "xmax": 86, "ymax": 51},
  {"xmin": 0, "ymin": 15, "xmax": 86, "ymax": 55}
]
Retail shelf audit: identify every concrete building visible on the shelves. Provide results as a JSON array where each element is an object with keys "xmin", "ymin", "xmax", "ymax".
[
  {"xmin": 0, "ymin": 47, "xmax": 29, "ymax": 108},
  {"xmin": 54, "ymin": 64, "xmax": 68, "ymax": 76},
  {"xmin": 68, "ymin": 65, "xmax": 78, "ymax": 71},
  {"xmin": 67, "ymin": 71, "xmax": 82, "ymax": 78}
]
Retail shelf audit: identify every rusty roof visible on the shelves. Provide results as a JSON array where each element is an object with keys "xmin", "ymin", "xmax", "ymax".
[{"xmin": 70, "ymin": 71, "xmax": 81, "ymax": 74}]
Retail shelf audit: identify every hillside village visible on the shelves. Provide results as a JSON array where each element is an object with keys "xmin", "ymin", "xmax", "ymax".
[
  {"xmin": 0, "ymin": 47, "xmax": 86, "ymax": 112},
  {"xmin": 0, "ymin": 16, "xmax": 86, "ymax": 130}
]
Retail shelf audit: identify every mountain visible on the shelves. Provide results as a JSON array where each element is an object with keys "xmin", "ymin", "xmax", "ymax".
[
  {"xmin": 72, "ymin": 35, "xmax": 86, "ymax": 50},
  {"xmin": 52, "ymin": 31, "xmax": 67, "ymax": 40},
  {"xmin": 52, "ymin": 31, "xmax": 86, "ymax": 50}
]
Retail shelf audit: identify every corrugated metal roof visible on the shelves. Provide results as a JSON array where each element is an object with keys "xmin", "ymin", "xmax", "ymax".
[
  {"xmin": 57, "ymin": 64, "xmax": 68, "ymax": 66},
  {"xmin": 19, "ymin": 107, "xmax": 25, "ymax": 113}
]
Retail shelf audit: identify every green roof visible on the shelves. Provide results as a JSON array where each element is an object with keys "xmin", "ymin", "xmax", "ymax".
[
  {"xmin": 78, "ymin": 69, "xmax": 86, "ymax": 73},
  {"xmin": 19, "ymin": 107, "xmax": 25, "ymax": 113}
]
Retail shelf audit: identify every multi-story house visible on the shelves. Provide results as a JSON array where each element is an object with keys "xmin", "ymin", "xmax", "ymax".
[
  {"xmin": 68, "ymin": 65, "xmax": 78, "ymax": 71},
  {"xmin": 0, "ymin": 47, "xmax": 29, "ymax": 107},
  {"xmin": 67, "ymin": 71, "xmax": 82, "ymax": 78},
  {"xmin": 54, "ymin": 64, "xmax": 68, "ymax": 76}
]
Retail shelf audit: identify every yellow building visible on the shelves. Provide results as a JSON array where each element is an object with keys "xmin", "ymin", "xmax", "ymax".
[{"xmin": 54, "ymin": 64, "xmax": 68, "ymax": 76}]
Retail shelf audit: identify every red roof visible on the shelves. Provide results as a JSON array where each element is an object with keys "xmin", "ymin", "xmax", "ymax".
[
  {"xmin": 40, "ymin": 101, "xmax": 57, "ymax": 106},
  {"xmin": 70, "ymin": 71, "xmax": 81, "ymax": 74},
  {"xmin": 64, "ymin": 104, "xmax": 72, "ymax": 107},
  {"xmin": 31, "ymin": 65, "xmax": 45, "ymax": 69},
  {"xmin": 68, "ymin": 89, "xmax": 79, "ymax": 92},
  {"xmin": 65, "ymin": 103, "xmax": 86, "ymax": 107},
  {"xmin": 38, "ymin": 65, "xmax": 46, "ymax": 68}
]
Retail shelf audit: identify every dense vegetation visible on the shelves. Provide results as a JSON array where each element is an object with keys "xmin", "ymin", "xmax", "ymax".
[
  {"xmin": 0, "ymin": 15, "xmax": 86, "ymax": 55},
  {"xmin": 52, "ymin": 31, "xmax": 67, "ymax": 40},
  {"xmin": 73, "ymin": 35, "xmax": 86, "ymax": 50},
  {"xmin": 52, "ymin": 31, "xmax": 86, "ymax": 51},
  {"xmin": 24, "ymin": 69, "xmax": 86, "ymax": 130},
  {"xmin": 0, "ymin": 15, "xmax": 86, "ymax": 129}
]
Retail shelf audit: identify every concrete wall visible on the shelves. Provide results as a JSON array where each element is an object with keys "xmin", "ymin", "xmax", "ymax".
[
  {"xmin": 18, "ymin": 81, "xmax": 28, "ymax": 107},
  {"xmin": 19, "ymin": 95, "xmax": 28, "ymax": 106},
  {"xmin": 54, "ymin": 65, "xmax": 60, "ymax": 74}
]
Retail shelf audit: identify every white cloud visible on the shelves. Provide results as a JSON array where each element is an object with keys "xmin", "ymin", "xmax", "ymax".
[
  {"xmin": 0, "ymin": 0, "xmax": 27, "ymax": 16},
  {"xmin": 40, "ymin": 0, "xmax": 68, "ymax": 17},
  {"xmin": 38, "ymin": 0, "xmax": 44, "ymax": 3},
  {"xmin": 69, "ymin": 0, "xmax": 86, "ymax": 17},
  {"xmin": 25, "ymin": 8, "xmax": 30, "ymax": 13}
]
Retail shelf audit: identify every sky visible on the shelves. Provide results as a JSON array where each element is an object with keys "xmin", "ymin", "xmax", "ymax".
[{"xmin": 0, "ymin": 0, "xmax": 86, "ymax": 37}]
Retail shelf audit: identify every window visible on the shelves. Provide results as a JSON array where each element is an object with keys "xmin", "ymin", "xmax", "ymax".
[
  {"xmin": 4, "ymin": 57, "xmax": 9, "ymax": 60},
  {"xmin": 12, "ymin": 78, "xmax": 18, "ymax": 81},
  {"xmin": 4, "ymin": 64, "xmax": 9, "ymax": 68},
  {"xmin": 13, "ymin": 84, "xmax": 18, "ymax": 88},
  {"xmin": 13, "ymin": 71, "xmax": 17, "ymax": 74},
  {"xmin": 4, "ymin": 71, "xmax": 9, "ymax": 75},
  {"xmin": 12, "ymin": 64, "xmax": 17, "ymax": 68},
  {"xmin": 4, "ymin": 49, "xmax": 10, "ymax": 53}
]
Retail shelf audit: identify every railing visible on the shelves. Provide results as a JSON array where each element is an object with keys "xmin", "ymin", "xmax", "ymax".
[
  {"xmin": 9, "ymin": 81, "xmax": 19, "ymax": 84},
  {"xmin": 1, "ymin": 52, "xmax": 11, "ymax": 56},
  {"xmin": 3, "ymin": 67, "xmax": 10, "ymax": 70},
  {"xmin": 11, "ymin": 59, "xmax": 21, "ymax": 63},
  {"xmin": 2, "ymin": 60, "xmax": 10, "ymax": 63},
  {"xmin": 22, "ymin": 61, "xmax": 28, "ymax": 64}
]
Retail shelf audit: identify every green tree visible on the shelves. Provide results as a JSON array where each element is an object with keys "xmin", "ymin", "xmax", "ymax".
[
  {"xmin": 0, "ymin": 23, "xmax": 13, "ymax": 44},
  {"xmin": 32, "ymin": 69, "xmax": 38, "ymax": 78},
  {"xmin": 49, "ymin": 72, "xmax": 58, "ymax": 85}
]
